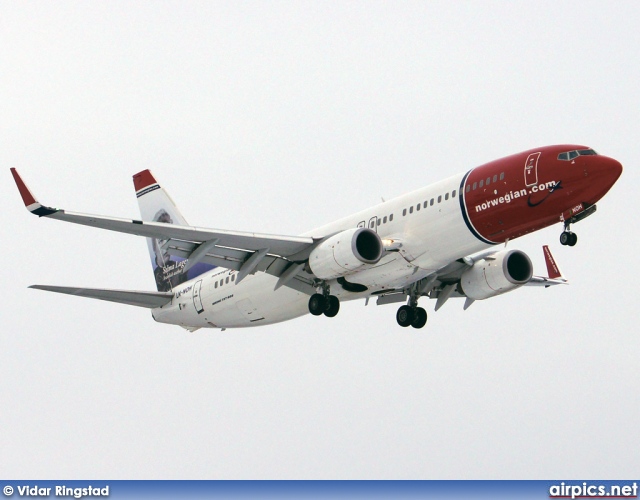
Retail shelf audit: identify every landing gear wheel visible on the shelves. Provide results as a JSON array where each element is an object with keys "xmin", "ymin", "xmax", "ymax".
[
  {"xmin": 308, "ymin": 293, "xmax": 326, "ymax": 316},
  {"xmin": 560, "ymin": 231, "xmax": 578, "ymax": 246},
  {"xmin": 411, "ymin": 307, "xmax": 428, "ymax": 329},
  {"xmin": 324, "ymin": 295, "xmax": 340, "ymax": 317},
  {"xmin": 396, "ymin": 305, "xmax": 414, "ymax": 328}
]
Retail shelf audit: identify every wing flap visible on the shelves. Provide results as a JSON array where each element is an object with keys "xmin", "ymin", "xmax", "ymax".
[{"xmin": 29, "ymin": 285, "xmax": 173, "ymax": 308}]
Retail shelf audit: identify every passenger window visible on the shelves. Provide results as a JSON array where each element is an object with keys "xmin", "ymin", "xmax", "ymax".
[
  {"xmin": 226, "ymin": 277, "xmax": 229, "ymax": 284},
  {"xmin": 473, "ymin": 182, "xmax": 477, "ymax": 190},
  {"xmin": 403, "ymin": 209, "xmax": 407, "ymax": 216},
  {"xmin": 423, "ymin": 201, "xmax": 428, "ymax": 209},
  {"xmin": 479, "ymin": 180, "xmax": 484, "ymax": 188},
  {"xmin": 445, "ymin": 193, "xmax": 449, "ymax": 200},
  {"xmin": 383, "ymin": 216, "xmax": 387, "ymax": 224},
  {"xmin": 220, "ymin": 279, "xmax": 224, "ymax": 286},
  {"xmin": 452, "ymin": 190, "xmax": 456, "ymax": 198},
  {"xmin": 466, "ymin": 185, "xmax": 471, "ymax": 193},
  {"xmin": 416, "ymin": 204, "xmax": 420, "ymax": 211},
  {"xmin": 500, "ymin": 172, "xmax": 505, "ymax": 180},
  {"xmin": 486, "ymin": 177, "xmax": 490, "ymax": 185},
  {"xmin": 231, "ymin": 275, "xmax": 235, "ymax": 282},
  {"xmin": 438, "ymin": 195, "xmax": 442, "ymax": 203},
  {"xmin": 430, "ymin": 198, "xmax": 434, "ymax": 206},
  {"xmin": 389, "ymin": 214, "xmax": 394, "ymax": 222},
  {"xmin": 409, "ymin": 206, "xmax": 413, "ymax": 214},
  {"xmin": 493, "ymin": 175, "xmax": 497, "ymax": 183},
  {"xmin": 377, "ymin": 218, "xmax": 381, "ymax": 225},
  {"xmin": 215, "ymin": 282, "xmax": 218, "ymax": 288}
]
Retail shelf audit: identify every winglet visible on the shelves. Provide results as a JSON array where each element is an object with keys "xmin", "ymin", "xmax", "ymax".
[
  {"xmin": 11, "ymin": 168, "xmax": 38, "ymax": 207},
  {"xmin": 543, "ymin": 245, "xmax": 563, "ymax": 279},
  {"xmin": 10, "ymin": 168, "xmax": 58, "ymax": 217}
]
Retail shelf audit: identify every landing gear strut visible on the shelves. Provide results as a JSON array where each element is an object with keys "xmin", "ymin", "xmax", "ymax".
[
  {"xmin": 308, "ymin": 282, "xmax": 340, "ymax": 318},
  {"xmin": 396, "ymin": 289, "xmax": 428, "ymax": 329},
  {"xmin": 559, "ymin": 204, "xmax": 597, "ymax": 247}
]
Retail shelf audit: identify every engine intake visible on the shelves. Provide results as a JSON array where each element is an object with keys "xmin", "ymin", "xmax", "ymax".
[
  {"xmin": 460, "ymin": 249, "xmax": 533, "ymax": 300},
  {"xmin": 309, "ymin": 228, "xmax": 383, "ymax": 280}
]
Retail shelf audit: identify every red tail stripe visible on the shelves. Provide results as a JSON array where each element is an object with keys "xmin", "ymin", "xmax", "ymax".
[{"xmin": 133, "ymin": 169, "xmax": 158, "ymax": 192}]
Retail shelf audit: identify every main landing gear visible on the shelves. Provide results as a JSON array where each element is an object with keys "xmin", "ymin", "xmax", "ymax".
[
  {"xmin": 396, "ymin": 305, "xmax": 427, "ymax": 329},
  {"xmin": 396, "ymin": 289, "xmax": 428, "ymax": 329},
  {"xmin": 308, "ymin": 282, "xmax": 340, "ymax": 318}
]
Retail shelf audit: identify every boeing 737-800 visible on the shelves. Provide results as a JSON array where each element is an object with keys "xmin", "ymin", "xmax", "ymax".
[{"xmin": 11, "ymin": 145, "xmax": 622, "ymax": 330}]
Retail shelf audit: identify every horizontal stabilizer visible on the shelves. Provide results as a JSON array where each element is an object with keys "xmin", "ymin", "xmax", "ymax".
[{"xmin": 29, "ymin": 285, "xmax": 173, "ymax": 308}]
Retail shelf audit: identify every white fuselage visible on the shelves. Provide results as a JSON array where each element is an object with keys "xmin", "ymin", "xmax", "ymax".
[{"xmin": 152, "ymin": 172, "xmax": 491, "ymax": 329}]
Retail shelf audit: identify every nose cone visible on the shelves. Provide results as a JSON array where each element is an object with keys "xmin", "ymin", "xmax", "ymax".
[
  {"xmin": 586, "ymin": 156, "xmax": 623, "ymax": 204},
  {"xmin": 599, "ymin": 156, "xmax": 623, "ymax": 186}
]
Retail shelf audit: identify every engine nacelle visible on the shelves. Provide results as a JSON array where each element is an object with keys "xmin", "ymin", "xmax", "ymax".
[
  {"xmin": 459, "ymin": 249, "xmax": 533, "ymax": 300},
  {"xmin": 309, "ymin": 228, "xmax": 383, "ymax": 280}
]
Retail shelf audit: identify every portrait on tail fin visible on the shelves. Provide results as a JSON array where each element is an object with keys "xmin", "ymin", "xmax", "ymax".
[
  {"xmin": 151, "ymin": 209, "xmax": 188, "ymax": 292},
  {"xmin": 135, "ymin": 170, "xmax": 217, "ymax": 292}
]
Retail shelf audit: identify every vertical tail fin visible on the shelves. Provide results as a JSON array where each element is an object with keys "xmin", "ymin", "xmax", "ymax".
[{"xmin": 133, "ymin": 170, "xmax": 215, "ymax": 291}]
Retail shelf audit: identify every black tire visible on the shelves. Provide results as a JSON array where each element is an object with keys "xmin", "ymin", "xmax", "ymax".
[
  {"xmin": 396, "ymin": 305, "xmax": 414, "ymax": 327},
  {"xmin": 324, "ymin": 295, "xmax": 340, "ymax": 318},
  {"xmin": 308, "ymin": 294, "xmax": 326, "ymax": 316},
  {"xmin": 411, "ymin": 307, "xmax": 428, "ymax": 329},
  {"xmin": 568, "ymin": 232, "xmax": 578, "ymax": 246},
  {"xmin": 560, "ymin": 231, "xmax": 570, "ymax": 246}
]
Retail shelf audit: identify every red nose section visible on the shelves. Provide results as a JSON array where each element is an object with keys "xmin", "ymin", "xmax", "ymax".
[
  {"xmin": 584, "ymin": 156, "xmax": 623, "ymax": 205},
  {"xmin": 603, "ymin": 156, "xmax": 623, "ymax": 184}
]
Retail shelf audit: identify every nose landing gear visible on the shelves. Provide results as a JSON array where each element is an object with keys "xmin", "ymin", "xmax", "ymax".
[
  {"xmin": 559, "ymin": 230, "xmax": 578, "ymax": 246},
  {"xmin": 559, "ymin": 203, "xmax": 597, "ymax": 247},
  {"xmin": 560, "ymin": 220, "xmax": 578, "ymax": 246}
]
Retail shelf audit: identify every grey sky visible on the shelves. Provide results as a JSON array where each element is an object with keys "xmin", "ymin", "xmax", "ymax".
[{"xmin": 1, "ymin": 1, "xmax": 639, "ymax": 478}]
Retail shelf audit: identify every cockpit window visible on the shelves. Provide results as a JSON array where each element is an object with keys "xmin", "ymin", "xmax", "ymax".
[{"xmin": 558, "ymin": 148, "xmax": 598, "ymax": 161}]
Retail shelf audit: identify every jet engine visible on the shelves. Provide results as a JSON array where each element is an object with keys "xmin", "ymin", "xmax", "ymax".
[
  {"xmin": 309, "ymin": 227, "xmax": 383, "ymax": 280},
  {"xmin": 459, "ymin": 249, "xmax": 533, "ymax": 300}
]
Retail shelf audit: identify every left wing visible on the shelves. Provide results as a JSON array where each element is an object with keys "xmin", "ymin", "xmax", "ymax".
[
  {"xmin": 11, "ymin": 168, "xmax": 314, "ymax": 257},
  {"xmin": 11, "ymin": 169, "xmax": 318, "ymax": 289}
]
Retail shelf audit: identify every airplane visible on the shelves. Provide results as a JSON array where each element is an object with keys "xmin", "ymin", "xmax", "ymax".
[{"xmin": 11, "ymin": 144, "xmax": 622, "ymax": 330}]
